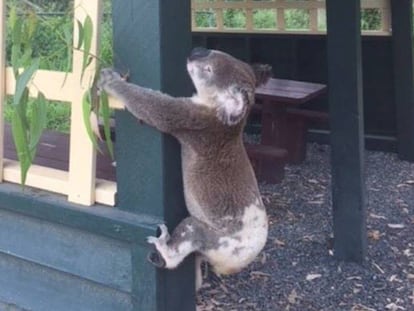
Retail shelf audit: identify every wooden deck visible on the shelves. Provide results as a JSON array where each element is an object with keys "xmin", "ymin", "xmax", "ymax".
[{"xmin": 3, "ymin": 124, "xmax": 116, "ymax": 182}]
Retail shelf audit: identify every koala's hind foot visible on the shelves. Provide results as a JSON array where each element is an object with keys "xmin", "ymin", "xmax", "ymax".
[
  {"xmin": 147, "ymin": 224, "xmax": 170, "ymax": 268},
  {"xmin": 147, "ymin": 218, "xmax": 204, "ymax": 270}
]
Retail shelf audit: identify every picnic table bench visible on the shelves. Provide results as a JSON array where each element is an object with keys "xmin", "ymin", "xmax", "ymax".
[{"xmin": 246, "ymin": 78, "xmax": 328, "ymax": 183}]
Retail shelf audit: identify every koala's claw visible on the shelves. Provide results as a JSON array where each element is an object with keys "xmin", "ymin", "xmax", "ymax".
[
  {"xmin": 147, "ymin": 247, "xmax": 166, "ymax": 268},
  {"xmin": 146, "ymin": 236, "xmax": 159, "ymax": 244},
  {"xmin": 158, "ymin": 224, "xmax": 170, "ymax": 240},
  {"xmin": 146, "ymin": 224, "xmax": 170, "ymax": 245},
  {"xmin": 97, "ymin": 68, "xmax": 123, "ymax": 94}
]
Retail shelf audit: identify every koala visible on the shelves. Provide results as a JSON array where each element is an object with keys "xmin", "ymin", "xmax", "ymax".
[{"xmin": 98, "ymin": 47, "xmax": 272, "ymax": 290}]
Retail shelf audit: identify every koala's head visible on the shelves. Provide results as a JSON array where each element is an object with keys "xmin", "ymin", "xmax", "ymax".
[{"xmin": 187, "ymin": 47, "xmax": 272, "ymax": 126}]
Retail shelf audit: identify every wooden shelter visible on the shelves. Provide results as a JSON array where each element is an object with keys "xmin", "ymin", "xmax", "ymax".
[{"xmin": 0, "ymin": 0, "xmax": 412, "ymax": 310}]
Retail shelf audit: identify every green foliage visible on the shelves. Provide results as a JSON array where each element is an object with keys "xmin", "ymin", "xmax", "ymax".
[
  {"xmin": 80, "ymin": 15, "xmax": 93, "ymax": 82},
  {"xmin": 8, "ymin": 9, "xmax": 47, "ymax": 185},
  {"xmin": 361, "ymin": 9, "xmax": 381, "ymax": 31},
  {"xmin": 253, "ymin": 10, "xmax": 276, "ymax": 29},
  {"xmin": 223, "ymin": 9, "xmax": 246, "ymax": 28},
  {"xmin": 100, "ymin": 91, "xmax": 114, "ymax": 159},
  {"xmin": 195, "ymin": 10, "xmax": 216, "ymax": 28},
  {"xmin": 194, "ymin": 5, "xmax": 386, "ymax": 31},
  {"xmin": 82, "ymin": 89, "xmax": 101, "ymax": 153},
  {"xmin": 285, "ymin": 9, "xmax": 309, "ymax": 30},
  {"xmin": 7, "ymin": 0, "xmax": 115, "ymax": 185}
]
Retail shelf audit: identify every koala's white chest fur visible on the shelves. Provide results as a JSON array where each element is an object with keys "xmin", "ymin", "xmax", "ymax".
[{"xmin": 205, "ymin": 202, "xmax": 268, "ymax": 275}]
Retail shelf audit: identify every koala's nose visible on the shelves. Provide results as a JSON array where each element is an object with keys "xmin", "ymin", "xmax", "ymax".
[{"xmin": 188, "ymin": 47, "xmax": 211, "ymax": 61}]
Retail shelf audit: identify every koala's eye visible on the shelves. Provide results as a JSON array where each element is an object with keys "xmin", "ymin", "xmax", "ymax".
[{"xmin": 203, "ymin": 65, "xmax": 212, "ymax": 73}]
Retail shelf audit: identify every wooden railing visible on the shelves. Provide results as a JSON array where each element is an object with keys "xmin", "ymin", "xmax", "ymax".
[
  {"xmin": 1, "ymin": 0, "xmax": 122, "ymax": 206},
  {"xmin": 191, "ymin": 0, "xmax": 391, "ymax": 35}
]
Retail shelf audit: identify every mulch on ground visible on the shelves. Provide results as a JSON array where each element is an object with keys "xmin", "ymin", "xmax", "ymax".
[{"xmin": 197, "ymin": 143, "xmax": 414, "ymax": 311}]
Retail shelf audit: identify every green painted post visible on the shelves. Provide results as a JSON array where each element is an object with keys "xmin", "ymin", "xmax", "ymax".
[
  {"xmin": 326, "ymin": 0, "xmax": 367, "ymax": 262},
  {"xmin": 391, "ymin": 0, "xmax": 414, "ymax": 162},
  {"xmin": 111, "ymin": 1, "xmax": 195, "ymax": 310}
]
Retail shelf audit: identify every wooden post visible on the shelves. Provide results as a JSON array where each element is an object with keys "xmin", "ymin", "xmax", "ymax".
[
  {"xmin": 0, "ymin": 0, "xmax": 5, "ymax": 182},
  {"xmin": 391, "ymin": 0, "xmax": 414, "ymax": 162},
  {"xmin": 112, "ymin": 1, "xmax": 195, "ymax": 310},
  {"xmin": 326, "ymin": 0, "xmax": 367, "ymax": 262},
  {"xmin": 68, "ymin": 0, "xmax": 101, "ymax": 205}
]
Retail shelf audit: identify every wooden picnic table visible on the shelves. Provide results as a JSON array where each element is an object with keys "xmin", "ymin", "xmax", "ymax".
[
  {"xmin": 256, "ymin": 78, "xmax": 327, "ymax": 163},
  {"xmin": 246, "ymin": 78, "xmax": 327, "ymax": 183}
]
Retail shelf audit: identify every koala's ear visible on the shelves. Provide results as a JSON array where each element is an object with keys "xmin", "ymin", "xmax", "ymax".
[
  {"xmin": 216, "ymin": 87, "xmax": 250, "ymax": 126},
  {"xmin": 251, "ymin": 64, "xmax": 272, "ymax": 87}
]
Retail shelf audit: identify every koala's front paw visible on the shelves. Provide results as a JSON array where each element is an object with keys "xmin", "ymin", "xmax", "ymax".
[{"xmin": 97, "ymin": 68, "xmax": 123, "ymax": 94}]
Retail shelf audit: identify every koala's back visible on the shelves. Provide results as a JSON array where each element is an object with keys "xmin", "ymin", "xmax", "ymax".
[{"xmin": 180, "ymin": 127, "xmax": 262, "ymax": 228}]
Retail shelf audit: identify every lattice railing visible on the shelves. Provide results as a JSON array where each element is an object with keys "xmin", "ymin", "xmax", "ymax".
[
  {"xmin": 0, "ymin": 0, "xmax": 122, "ymax": 206},
  {"xmin": 191, "ymin": 0, "xmax": 391, "ymax": 35}
]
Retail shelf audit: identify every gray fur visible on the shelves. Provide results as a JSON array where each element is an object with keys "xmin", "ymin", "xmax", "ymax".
[{"xmin": 98, "ymin": 49, "xmax": 271, "ymax": 288}]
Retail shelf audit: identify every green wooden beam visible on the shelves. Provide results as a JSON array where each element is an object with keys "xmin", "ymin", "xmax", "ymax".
[
  {"xmin": 326, "ymin": 0, "xmax": 367, "ymax": 262},
  {"xmin": 112, "ymin": 1, "xmax": 195, "ymax": 310},
  {"xmin": 391, "ymin": 0, "xmax": 414, "ymax": 161}
]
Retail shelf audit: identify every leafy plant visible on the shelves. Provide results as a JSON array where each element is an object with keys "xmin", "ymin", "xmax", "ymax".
[
  {"xmin": 75, "ymin": 14, "xmax": 114, "ymax": 160},
  {"xmin": 8, "ymin": 3, "xmax": 114, "ymax": 186},
  {"xmin": 9, "ymin": 6, "xmax": 47, "ymax": 185}
]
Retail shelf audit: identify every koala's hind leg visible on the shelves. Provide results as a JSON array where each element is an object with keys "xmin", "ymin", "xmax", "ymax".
[{"xmin": 147, "ymin": 217, "xmax": 208, "ymax": 270}]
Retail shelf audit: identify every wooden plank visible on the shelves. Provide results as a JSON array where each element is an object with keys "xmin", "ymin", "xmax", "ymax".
[
  {"xmin": 391, "ymin": 0, "xmax": 414, "ymax": 161},
  {"xmin": 326, "ymin": 0, "xmax": 367, "ymax": 262},
  {"xmin": 5, "ymin": 68, "xmax": 125, "ymax": 109},
  {"xmin": 6, "ymin": 69, "xmax": 74, "ymax": 102},
  {"xmin": 2, "ymin": 123, "xmax": 116, "ymax": 206},
  {"xmin": 192, "ymin": 0, "xmax": 389, "ymax": 10},
  {"xmin": 193, "ymin": 27, "xmax": 390, "ymax": 36},
  {"xmin": 0, "ymin": 182, "xmax": 157, "ymax": 243},
  {"xmin": 310, "ymin": 8, "xmax": 318, "ymax": 32},
  {"xmin": 245, "ymin": 0, "xmax": 254, "ymax": 31},
  {"xmin": 112, "ymin": 0, "xmax": 195, "ymax": 309},
  {"xmin": 277, "ymin": 8, "xmax": 285, "ymax": 30},
  {"xmin": 0, "ymin": 253, "xmax": 133, "ymax": 311},
  {"xmin": 2, "ymin": 124, "xmax": 116, "ymax": 182},
  {"xmin": 216, "ymin": 4, "xmax": 224, "ymax": 31},
  {"xmin": 191, "ymin": 0, "xmax": 392, "ymax": 35},
  {"xmin": 3, "ymin": 160, "xmax": 69, "ymax": 195},
  {"xmin": 0, "ymin": 0, "xmax": 5, "ymax": 182},
  {"xmin": 68, "ymin": 0, "xmax": 102, "ymax": 205},
  {"xmin": 382, "ymin": 8, "xmax": 391, "ymax": 33},
  {"xmin": 95, "ymin": 179, "xmax": 117, "ymax": 206},
  {"xmin": 194, "ymin": 0, "xmax": 325, "ymax": 10},
  {"xmin": 255, "ymin": 78, "xmax": 327, "ymax": 104},
  {"xmin": 361, "ymin": 0, "xmax": 389, "ymax": 9},
  {"xmin": 0, "ymin": 208, "xmax": 132, "ymax": 292}
]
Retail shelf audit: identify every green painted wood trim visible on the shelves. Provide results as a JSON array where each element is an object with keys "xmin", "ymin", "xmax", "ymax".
[
  {"xmin": 326, "ymin": 0, "xmax": 367, "ymax": 262},
  {"xmin": 0, "ymin": 183, "xmax": 157, "ymax": 243},
  {"xmin": 111, "ymin": 1, "xmax": 196, "ymax": 310},
  {"xmin": 391, "ymin": 0, "xmax": 414, "ymax": 161}
]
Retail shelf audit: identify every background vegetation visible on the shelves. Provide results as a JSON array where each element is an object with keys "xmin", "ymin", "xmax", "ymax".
[{"xmin": 6, "ymin": 0, "xmax": 113, "ymax": 133}]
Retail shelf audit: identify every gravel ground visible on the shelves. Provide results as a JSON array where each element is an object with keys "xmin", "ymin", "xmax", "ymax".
[{"xmin": 197, "ymin": 143, "xmax": 414, "ymax": 311}]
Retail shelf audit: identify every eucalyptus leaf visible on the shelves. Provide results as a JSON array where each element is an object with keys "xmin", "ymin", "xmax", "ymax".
[
  {"xmin": 13, "ymin": 59, "xmax": 40, "ymax": 107},
  {"xmin": 100, "ymin": 91, "xmax": 114, "ymax": 159},
  {"xmin": 20, "ymin": 47, "xmax": 33, "ymax": 69},
  {"xmin": 11, "ymin": 17, "xmax": 23, "ymax": 76},
  {"xmin": 62, "ymin": 23, "xmax": 73, "ymax": 87},
  {"xmin": 81, "ymin": 15, "xmax": 93, "ymax": 82},
  {"xmin": 11, "ymin": 110, "xmax": 31, "ymax": 186},
  {"xmin": 8, "ymin": 6, "xmax": 17, "ymax": 30},
  {"xmin": 27, "ymin": 11, "xmax": 38, "ymax": 40},
  {"xmin": 29, "ymin": 92, "xmax": 47, "ymax": 154},
  {"xmin": 76, "ymin": 19, "xmax": 84, "ymax": 50},
  {"xmin": 15, "ymin": 87, "xmax": 29, "ymax": 131},
  {"xmin": 82, "ymin": 90, "xmax": 102, "ymax": 153}
]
